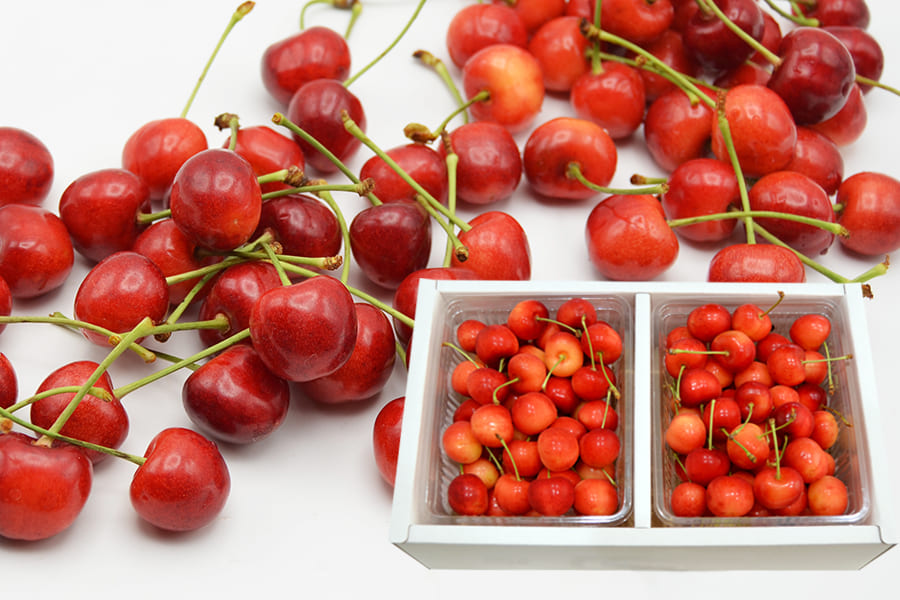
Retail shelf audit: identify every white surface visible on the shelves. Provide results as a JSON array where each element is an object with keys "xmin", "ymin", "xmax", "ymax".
[{"xmin": 2, "ymin": 0, "xmax": 899, "ymax": 596}]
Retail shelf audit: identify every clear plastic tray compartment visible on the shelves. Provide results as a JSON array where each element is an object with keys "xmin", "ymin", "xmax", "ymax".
[
  {"xmin": 650, "ymin": 292, "xmax": 874, "ymax": 527},
  {"xmin": 422, "ymin": 291, "xmax": 635, "ymax": 527}
]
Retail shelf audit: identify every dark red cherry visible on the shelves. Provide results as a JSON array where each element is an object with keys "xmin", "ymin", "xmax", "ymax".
[
  {"xmin": 358, "ymin": 143, "xmax": 448, "ymax": 205},
  {"xmin": 182, "ymin": 344, "xmax": 290, "ymax": 444},
  {"xmin": 0, "ymin": 351, "xmax": 15, "ymax": 407},
  {"xmin": 58, "ymin": 168, "xmax": 152, "ymax": 263},
  {"xmin": 0, "ymin": 127, "xmax": 53, "ymax": 207},
  {"xmin": 121, "ymin": 117, "xmax": 208, "ymax": 201},
  {"xmin": 169, "ymin": 148, "xmax": 263, "ymax": 252},
  {"xmin": 349, "ymin": 201, "xmax": 432, "ymax": 289},
  {"xmin": 254, "ymin": 193, "xmax": 341, "ymax": 266},
  {"xmin": 682, "ymin": 0, "xmax": 765, "ymax": 74},
  {"xmin": 0, "ymin": 204, "xmax": 74, "ymax": 299},
  {"xmin": 796, "ymin": 0, "xmax": 870, "ymax": 28},
  {"xmin": 224, "ymin": 125, "xmax": 305, "ymax": 194},
  {"xmin": 260, "ymin": 26, "xmax": 351, "ymax": 106},
  {"xmin": 822, "ymin": 26, "xmax": 883, "ymax": 93},
  {"xmin": 286, "ymin": 78, "xmax": 365, "ymax": 173}
]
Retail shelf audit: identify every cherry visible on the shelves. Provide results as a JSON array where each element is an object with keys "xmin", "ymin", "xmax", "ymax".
[
  {"xmin": 391, "ymin": 266, "xmax": 480, "ymax": 344},
  {"xmin": 835, "ymin": 171, "xmax": 900, "ymax": 256},
  {"xmin": 466, "ymin": 367, "xmax": 508, "ymax": 407},
  {"xmin": 665, "ymin": 411, "xmax": 707, "ymax": 455},
  {"xmin": 537, "ymin": 426, "xmax": 580, "ymax": 472},
  {"xmin": 662, "ymin": 158, "xmax": 740, "ymax": 243},
  {"xmin": 773, "ymin": 401, "xmax": 816, "ymax": 439},
  {"xmin": 0, "ymin": 204, "xmax": 74, "ymax": 299},
  {"xmin": 783, "ymin": 436, "xmax": 830, "ymax": 483},
  {"xmin": 496, "ymin": 0, "xmax": 567, "ymax": 34},
  {"xmin": 544, "ymin": 375, "xmax": 580, "ymax": 414},
  {"xmin": 254, "ymin": 193, "xmax": 342, "ymax": 263},
  {"xmin": 0, "ymin": 126, "xmax": 54, "ymax": 207},
  {"xmin": 702, "ymin": 396, "xmax": 741, "ymax": 442},
  {"xmin": 506, "ymin": 299, "xmax": 549, "ymax": 342},
  {"xmin": 502, "ymin": 438, "xmax": 543, "ymax": 479},
  {"xmin": 711, "ymin": 84, "xmax": 798, "ymax": 179},
  {"xmin": 580, "ymin": 321, "xmax": 623, "ymax": 365},
  {"xmin": 542, "ymin": 331, "xmax": 584, "ymax": 378},
  {"xmin": 0, "ymin": 432, "xmax": 93, "ymax": 541},
  {"xmin": 469, "ymin": 403, "xmax": 514, "ymax": 448},
  {"xmin": 451, "ymin": 361, "xmax": 481, "ymax": 398},
  {"xmin": 169, "ymin": 148, "xmax": 262, "ymax": 252},
  {"xmin": 359, "ymin": 143, "xmax": 448, "ymax": 205},
  {"xmin": 766, "ymin": 343, "xmax": 808, "ymax": 387},
  {"xmin": 684, "ymin": 446, "xmax": 730, "ymax": 486},
  {"xmin": 121, "ymin": 117, "xmax": 208, "ymax": 201},
  {"xmin": 571, "ymin": 364, "xmax": 616, "ymax": 401},
  {"xmin": 637, "ymin": 29, "xmax": 699, "ymax": 104},
  {"xmin": 442, "ymin": 420, "xmax": 482, "ymax": 465},
  {"xmin": 731, "ymin": 303, "xmax": 773, "ymax": 342},
  {"xmin": 528, "ymin": 474, "xmax": 576, "ymax": 516},
  {"xmin": 807, "ymin": 474, "xmax": 849, "ymax": 516},
  {"xmin": 756, "ymin": 331, "xmax": 791, "ymax": 363},
  {"xmin": 73, "ymin": 251, "xmax": 169, "ymax": 347},
  {"xmin": 573, "ymin": 478, "xmax": 618, "ymax": 516},
  {"xmin": 796, "ymin": 0, "xmax": 870, "ymax": 28},
  {"xmin": 523, "ymin": 117, "xmax": 618, "ymax": 201},
  {"xmin": 570, "ymin": 61, "xmax": 646, "ymax": 140},
  {"xmin": 58, "ymin": 168, "xmax": 152, "ymax": 263},
  {"xmin": 810, "ymin": 409, "xmax": 840, "ymax": 450},
  {"xmin": 750, "ymin": 10, "xmax": 783, "ymax": 66},
  {"xmin": 439, "ymin": 121, "xmax": 522, "ymax": 206},
  {"xmin": 556, "ymin": 297, "xmax": 598, "ymax": 330},
  {"xmin": 493, "ymin": 473, "xmax": 531, "ymax": 515},
  {"xmin": 767, "ymin": 27, "xmax": 856, "ymax": 125},
  {"xmin": 30, "ymin": 360, "xmax": 128, "ymax": 464},
  {"xmin": 462, "ymin": 457, "xmax": 499, "ymax": 489},
  {"xmin": 130, "ymin": 427, "xmax": 230, "ymax": 531},
  {"xmin": 0, "ymin": 352, "xmax": 15, "ymax": 408},
  {"xmin": 474, "ymin": 324, "xmax": 520, "ymax": 368},
  {"xmin": 224, "ymin": 125, "xmax": 305, "ymax": 194},
  {"xmin": 574, "ymin": 399, "xmax": 618, "ymax": 431},
  {"xmin": 670, "ymin": 481, "xmax": 707, "ymax": 517},
  {"xmin": 682, "ymin": 0, "xmax": 765, "ymax": 75},
  {"xmin": 753, "ymin": 465, "xmax": 805, "ymax": 510},
  {"xmin": 585, "ymin": 194, "xmax": 679, "ymax": 281},
  {"xmin": 248, "ymin": 275, "xmax": 358, "ymax": 382},
  {"xmin": 527, "ymin": 16, "xmax": 590, "ymax": 93},
  {"xmin": 456, "ymin": 319, "xmax": 486, "ymax": 352},
  {"xmin": 285, "ymin": 78, "xmax": 366, "ymax": 173},
  {"xmin": 182, "ymin": 344, "xmax": 290, "ymax": 445},
  {"xmin": 679, "ymin": 367, "xmax": 723, "ymax": 408},
  {"xmin": 373, "ymin": 396, "xmax": 404, "ymax": 487},
  {"xmin": 349, "ymin": 200, "xmax": 431, "ymax": 289},
  {"xmin": 734, "ymin": 381, "xmax": 773, "ymax": 423},
  {"xmin": 748, "ymin": 170, "xmax": 836, "ymax": 256},
  {"xmin": 297, "ymin": 302, "xmax": 396, "ymax": 404},
  {"xmin": 578, "ymin": 427, "xmax": 620, "ymax": 469},
  {"xmin": 725, "ymin": 421, "xmax": 769, "ymax": 470},
  {"xmin": 643, "ymin": 86, "xmax": 715, "ymax": 172},
  {"xmin": 445, "ymin": 2, "xmax": 528, "ymax": 69},
  {"xmin": 510, "ymin": 391, "xmax": 558, "ymax": 436},
  {"xmin": 802, "ymin": 350, "xmax": 829, "ymax": 386},
  {"xmin": 462, "ymin": 43, "xmax": 545, "ymax": 134},
  {"xmin": 707, "ymin": 243, "xmax": 806, "ymax": 283},
  {"xmin": 714, "ymin": 61, "xmax": 772, "ymax": 88},
  {"xmin": 665, "ymin": 336, "xmax": 708, "ymax": 377},
  {"xmin": 450, "ymin": 211, "xmax": 532, "ymax": 280},
  {"xmin": 783, "ymin": 127, "xmax": 844, "ymax": 197},
  {"xmin": 705, "ymin": 473, "xmax": 755, "ymax": 517},
  {"xmin": 447, "ymin": 472, "xmax": 489, "ymax": 515},
  {"xmin": 823, "ymin": 26, "xmax": 883, "ymax": 93},
  {"xmin": 789, "ymin": 313, "xmax": 832, "ymax": 351},
  {"xmin": 260, "ymin": 26, "xmax": 351, "ymax": 106},
  {"xmin": 810, "ymin": 83, "xmax": 867, "ymax": 147},
  {"xmin": 687, "ymin": 303, "xmax": 732, "ymax": 343}
]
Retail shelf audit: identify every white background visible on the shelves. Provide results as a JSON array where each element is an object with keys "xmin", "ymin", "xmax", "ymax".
[{"xmin": 1, "ymin": 0, "xmax": 898, "ymax": 597}]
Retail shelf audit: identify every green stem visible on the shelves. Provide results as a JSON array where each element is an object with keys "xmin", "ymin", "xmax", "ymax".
[
  {"xmin": 315, "ymin": 189, "xmax": 353, "ymax": 284},
  {"xmin": 567, "ymin": 162, "xmax": 668, "ymax": 195},
  {"xmin": 1, "ymin": 314, "xmax": 156, "ymax": 362},
  {"xmin": 667, "ymin": 209, "xmax": 849, "ymax": 237},
  {"xmin": 136, "ymin": 209, "xmax": 172, "ymax": 226},
  {"xmin": 413, "ymin": 49, "xmax": 468, "ymax": 122},
  {"xmin": 6, "ymin": 386, "xmax": 115, "ymax": 414},
  {"xmin": 343, "ymin": 0, "xmax": 427, "ymax": 88},
  {"xmin": 695, "ymin": 0, "xmax": 780, "ymax": 66}
]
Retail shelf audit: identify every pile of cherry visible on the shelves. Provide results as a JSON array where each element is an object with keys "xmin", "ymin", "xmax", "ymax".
[
  {"xmin": 662, "ymin": 299, "xmax": 851, "ymax": 518},
  {"xmin": 0, "ymin": 0, "xmax": 899, "ymax": 542},
  {"xmin": 440, "ymin": 298, "xmax": 626, "ymax": 518}
]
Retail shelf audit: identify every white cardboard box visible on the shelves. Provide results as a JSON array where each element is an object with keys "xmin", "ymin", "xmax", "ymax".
[{"xmin": 390, "ymin": 280, "xmax": 897, "ymax": 570}]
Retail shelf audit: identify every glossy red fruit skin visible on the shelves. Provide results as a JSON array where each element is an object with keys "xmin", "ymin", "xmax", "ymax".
[
  {"xmin": 349, "ymin": 201, "xmax": 432, "ymax": 289},
  {"xmin": 523, "ymin": 117, "xmax": 617, "ymax": 201},
  {"xmin": 496, "ymin": 0, "xmax": 566, "ymax": 34},
  {"xmin": 823, "ymin": 26, "xmax": 883, "ymax": 93},
  {"xmin": 0, "ymin": 204, "xmax": 74, "ymax": 299},
  {"xmin": 30, "ymin": 360, "xmax": 128, "ymax": 464},
  {"xmin": 392, "ymin": 267, "xmax": 481, "ymax": 344},
  {"xmin": 598, "ymin": 0, "xmax": 674, "ymax": 44},
  {"xmin": 585, "ymin": 194, "xmax": 679, "ymax": 280},
  {"xmin": 643, "ymin": 86, "xmax": 715, "ymax": 172},
  {"xmin": 297, "ymin": 302, "xmax": 396, "ymax": 404},
  {"xmin": 260, "ymin": 26, "xmax": 351, "ymax": 106},
  {"xmin": 527, "ymin": 16, "xmax": 590, "ymax": 93},
  {"xmin": 0, "ymin": 351, "xmax": 15, "ymax": 407},
  {"xmin": 767, "ymin": 27, "xmax": 856, "ymax": 125},
  {"xmin": 570, "ymin": 62, "xmax": 646, "ymax": 140},
  {"xmin": 0, "ymin": 432, "xmax": 93, "ymax": 541},
  {"xmin": 122, "ymin": 117, "xmax": 208, "ymax": 201},
  {"xmin": 183, "ymin": 345, "xmax": 290, "ymax": 444},
  {"xmin": 662, "ymin": 158, "xmax": 739, "ymax": 243},
  {"xmin": 708, "ymin": 244, "xmax": 806, "ymax": 282},
  {"xmin": 129, "ymin": 427, "xmax": 230, "ymax": 532},
  {"xmin": 0, "ymin": 127, "xmax": 54, "ymax": 207},
  {"xmin": 198, "ymin": 261, "xmax": 282, "ymax": 348},
  {"xmin": 58, "ymin": 168, "xmax": 152, "ymax": 263},
  {"xmin": 683, "ymin": 0, "xmax": 765, "ymax": 74},
  {"xmin": 253, "ymin": 193, "xmax": 342, "ymax": 263},
  {"xmin": 462, "ymin": 44, "xmax": 544, "ymax": 134},
  {"xmin": 440, "ymin": 121, "xmax": 522, "ymax": 206},
  {"xmin": 373, "ymin": 397, "xmax": 405, "ymax": 487},
  {"xmin": 637, "ymin": 29, "xmax": 699, "ymax": 103},
  {"xmin": 783, "ymin": 127, "xmax": 844, "ymax": 196},
  {"xmin": 224, "ymin": 125, "xmax": 305, "ymax": 194},
  {"xmin": 249, "ymin": 275, "xmax": 358, "ymax": 382},
  {"xmin": 73, "ymin": 251, "xmax": 170, "ymax": 346},
  {"xmin": 359, "ymin": 143, "xmax": 448, "ymax": 205},
  {"xmin": 169, "ymin": 148, "xmax": 263, "ymax": 252},
  {"xmin": 809, "ymin": 83, "xmax": 867, "ymax": 147},
  {"xmin": 446, "ymin": 3, "xmax": 528, "ymax": 69},
  {"xmin": 797, "ymin": 0, "xmax": 870, "ymax": 28},
  {"xmin": 835, "ymin": 172, "xmax": 900, "ymax": 255},
  {"xmin": 450, "ymin": 211, "xmax": 531, "ymax": 280}
]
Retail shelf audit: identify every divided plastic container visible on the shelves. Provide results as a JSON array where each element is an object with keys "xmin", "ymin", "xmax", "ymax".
[{"xmin": 390, "ymin": 280, "xmax": 897, "ymax": 570}]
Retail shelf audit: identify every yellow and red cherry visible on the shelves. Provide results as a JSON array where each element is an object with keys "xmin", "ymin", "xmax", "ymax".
[
  {"xmin": 462, "ymin": 43, "xmax": 544, "ymax": 134},
  {"xmin": 807, "ymin": 474, "xmax": 849, "ymax": 516},
  {"xmin": 574, "ymin": 478, "xmax": 618, "ymax": 516}
]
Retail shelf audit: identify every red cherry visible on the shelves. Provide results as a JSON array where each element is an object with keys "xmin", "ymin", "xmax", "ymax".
[
  {"xmin": 58, "ymin": 168, "xmax": 152, "ymax": 263},
  {"xmin": 130, "ymin": 427, "xmax": 230, "ymax": 532},
  {"xmin": 254, "ymin": 193, "xmax": 342, "ymax": 263},
  {"xmin": 580, "ymin": 321, "xmax": 623, "ymax": 365},
  {"xmin": 726, "ymin": 421, "xmax": 770, "ymax": 470},
  {"xmin": 0, "ymin": 204, "xmax": 74, "ymax": 299},
  {"xmin": 782, "ymin": 127, "xmax": 844, "ymax": 196},
  {"xmin": 440, "ymin": 121, "xmax": 522, "ymax": 206},
  {"xmin": 705, "ymin": 473, "xmax": 755, "ymax": 517},
  {"xmin": 527, "ymin": 16, "xmax": 590, "ymax": 93},
  {"xmin": 789, "ymin": 313, "xmax": 832, "ymax": 351},
  {"xmin": 774, "ymin": 401, "xmax": 816, "ymax": 439},
  {"xmin": 573, "ymin": 399, "xmax": 618, "ymax": 431},
  {"xmin": 248, "ymin": 275, "xmax": 357, "ymax": 383},
  {"xmin": 835, "ymin": 171, "xmax": 900, "ymax": 256},
  {"xmin": 556, "ymin": 297, "xmax": 598, "ymax": 330},
  {"xmin": 585, "ymin": 194, "xmax": 679, "ymax": 280},
  {"xmin": 573, "ymin": 478, "xmax": 618, "ymax": 516},
  {"xmin": 766, "ymin": 343, "xmax": 808, "ymax": 387},
  {"xmin": 297, "ymin": 302, "xmax": 396, "ymax": 404},
  {"xmin": 599, "ymin": 0, "xmax": 674, "ymax": 44},
  {"xmin": 470, "ymin": 403, "xmax": 514, "ymax": 448},
  {"xmin": 73, "ymin": 251, "xmax": 169, "ymax": 346},
  {"xmin": 260, "ymin": 26, "xmax": 351, "ymax": 106},
  {"xmin": 359, "ymin": 143, "xmax": 448, "ymax": 205},
  {"xmin": 349, "ymin": 201, "xmax": 432, "ymax": 289},
  {"xmin": 523, "ymin": 117, "xmax": 618, "ymax": 201},
  {"xmin": 496, "ymin": 0, "xmax": 567, "ymax": 34},
  {"xmin": 703, "ymin": 396, "xmax": 742, "ymax": 442},
  {"xmin": 493, "ymin": 473, "xmax": 531, "ymax": 515},
  {"xmin": 578, "ymin": 427, "xmax": 620, "ymax": 469},
  {"xmin": 810, "ymin": 83, "xmax": 867, "ymax": 147},
  {"xmin": 30, "ymin": 360, "xmax": 128, "ymax": 465},
  {"xmin": 686, "ymin": 303, "xmax": 732, "ymax": 342},
  {"xmin": 571, "ymin": 62, "xmax": 646, "ymax": 140},
  {"xmin": 506, "ymin": 299, "xmax": 549, "ymax": 342},
  {"xmin": 678, "ymin": 367, "xmax": 723, "ymax": 408},
  {"xmin": 510, "ymin": 391, "xmax": 558, "ymax": 436},
  {"xmin": 682, "ymin": 0, "xmax": 765, "ymax": 74},
  {"xmin": 670, "ymin": 481, "xmax": 707, "ymax": 517},
  {"xmin": 447, "ymin": 473, "xmax": 489, "ymax": 515},
  {"xmin": 286, "ymin": 78, "xmax": 366, "ymax": 173},
  {"xmin": 462, "ymin": 43, "xmax": 544, "ymax": 134},
  {"xmin": 450, "ymin": 211, "xmax": 531, "ymax": 280},
  {"xmin": 442, "ymin": 420, "xmax": 483, "ymax": 465},
  {"xmin": 474, "ymin": 324, "xmax": 520, "ymax": 368},
  {"xmin": 0, "ymin": 352, "xmax": 15, "ymax": 408},
  {"xmin": 643, "ymin": 85, "xmax": 715, "ymax": 172},
  {"xmin": 684, "ymin": 446, "xmax": 730, "ymax": 486},
  {"xmin": 636, "ymin": 28, "xmax": 699, "ymax": 103},
  {"xmin": 0, "ymin": 432, "xmax": 93, "ymax": 541},
  {"xmin": 0, "ymin": 127, "xmax": 54, "ymax": 207},
  {"xmin": 224, "ymin": 125, "xmax": 305, "ymax": 194},
  {"xmin": 528, "ymin": 474, "xmax": 576, "ymax": 516},
  {"xmin": 445, "ymin": 2, "xmax": 528, "ymax": 69},
  {"xmin": 197, "ymin": 261, "xmax": 282, "ymax": 348},
  {"xmin": 707, "ymin": 243, "xmax": 806, "ymax": 283},
  {"xmin": 373, "ymin": 397, "xmax": 404, "ymax": 487},
  {"xmin": 121, "ymin": 117, "xmax": 208, "ymax": 201},
  {"xmin": 169, "ymin": 148, "xmax": 262, "ymax": 252},
  {"xmin": 807, "ymin": 474, "xmax": 849, "ymax": 516},
  {"xmin": 391, "ymin": 266, "xmax": 480, "ymax": 344},
  {"xmin": 750, "ymin": 10, "xmax": 783, "ymax": 66},
  {"xmin": 796, "ymin": 0, "xmax": 870, "ymax": 28},
  {"xmin": 182, "ymin": 344, "xmax": 290, "ymax": 445},
  {"xmin": 753, "ymin": 465, "xmax": 805, "ymax": 510},
  {"xmin": 783, "ymin": 436, "xmax": 830, "ymax": 483}
]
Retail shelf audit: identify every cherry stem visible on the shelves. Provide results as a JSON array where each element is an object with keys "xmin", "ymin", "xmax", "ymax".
[
  {"xmin": 706, "ymin": 398, "xmax": 716, "ymax": 450},
  {"xmin": 441, "ymin": 341, "xmax": 479, "ymax": 366},
  {"xmin": 667, "ymin": 209, "xmax": 849, "ymax": 237},
  {"xmin": 136, "ymin": 209, "xmax": 172, "ymax": 226},
  {"xmin": 694, "ymin": 0, "xmax": 780, "ymax": 67},
  {"xmin": 215, "ymin": 112, "xmax": 241, "ymax": 151},
  {"xmin": 413, "ymin": 49, "xmax": 469, "ymax": 123},
  {"xmin": 342, "ymin": 0, "xmax": 427, "ymax": 88},
  {"xmin": 850, "ymin": 256, "xmax": 890, "ymax": 283},
  {"xmin": 497, "ymin": 437, "xmax": 520, "ymax": 481},
  {"xmin": 855, "ymin": 75, "xmax": 900, "ymax": 98},
  {"xmin": 422, "ymin": 90, "xmax": 490, "ymax": 142},
  {"xmin": 181, "ymin": 2, "xmax": 255, "ymax": 119},
  {"xmin": 567, "ymin": 162, "xmax": 668, "ymax": 195},
  {"xmin": 761, "ymin": 0, "xmax": 818, "ymax": 26},
  {"xmin": 310, "ymin": 189, "xmax": 353, "ymax": 284},
  {"xmin": 442, "ymin": 142, "xmax": 461, "ymax": 268},
  {"xmin": 768, "ymin": 417, "xmax": 783, "ymax": 479},
  {"xmin": 748, "ymin": 221, "xmax": 861, "ymax": 283},
  {"xmin": 1, "ymin": 314, "xmax": 156, "ymax": 362},
  {"xmin": 5, "ymin": 385, "xmax": 114, "ymax": 414}
]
